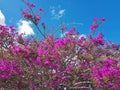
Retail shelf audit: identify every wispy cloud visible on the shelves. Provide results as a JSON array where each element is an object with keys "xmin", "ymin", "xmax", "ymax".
[
  {"xmin": 59, "ymin": 9, "xmax": 65, "ymax": 15},
  {"xmin": 50, "ymin": 6, "xmax": 66, "ymax": 20},
  {"xmin": 79, "ymin": 34, "xmax": 86, "ymax": 39},
  {"xmin": 60, "ymin": 32, "xmax": 67, "ymax": 38},
  {"xmin": 0, "ymin": 10, "xmax": 5, "ymax": 25},
  {"xmin": 61, "ymin": 31, "xmax": 86, "ymax": 39},
  {"xmin": 17, "ymin": 20, "xmax": 34, "ymax": 36},
  {"xmin": 51, "ymin": 9, "xmax": 55, "ymax": 15}
]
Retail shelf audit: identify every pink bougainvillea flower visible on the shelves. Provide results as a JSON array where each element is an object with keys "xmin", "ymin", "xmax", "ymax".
[
  {"xmin": 26, "ymin": 2, "xmax": 30, "ymax": 6},
  {"xmin": 93, "ymin": 18, "xmax": 98, "ymax": 23},
  {"xmin": 66, "ymin": 65, "xmax": 73, "ymax": 71},
  {"xmin": 22, "ymin": 9, "xmax": 32, "ymax": 19},
  {"xmin": 41, "ymin": 22, "xmax": 46, "ymax": 30},
  {"xmin": 26, "ymin": 2, "xmax": 36, "ymax": 8},
  {"xmin": 38, "ymin": 8, "xmax": 44, "ymax": 12},
  {"xmin": 34, "ymin": 14, "xmax": 41, "ymax": 24},
  {"xmin": 100, "ymin": 17, "xmax": 106, "ymax": 22},
  {"xmin": 30, "ymin": 4, "xmax": 36, "ymax": 7},
  {"xmin": 42, "ymin": 22, "xmax": 45, "ymax": 27},
  {"xmin": 9, "ymin": 25, "xmax": 16, "ymax": 31},
  {"xmin": 90, "ymin": 24, "xmax": 98, "ymax": 31}
]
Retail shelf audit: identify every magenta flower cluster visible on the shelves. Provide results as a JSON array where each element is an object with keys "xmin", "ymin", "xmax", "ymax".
[
  {"xmin": 91, "ymin": 58, "xmax": 120, "ymax": 90},
  {"xmin": 90, "ymin": 18, "xmax": 106, "ymax": 34},
  {"xmin": 0, "ymin": 60, "xmax": 23, "ymax": 79}
]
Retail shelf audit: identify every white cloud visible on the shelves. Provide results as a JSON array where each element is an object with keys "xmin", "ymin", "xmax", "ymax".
[
  {"xmin": 79, "ymin": 34, "xmax": 86, "ymax": 39},
  {"xmin": 17, "ymin": 20, "xmax": 34, "ymax": 36},
  {"xmin": 61, "ymin": 32, "xmax": 67, "ymax": 38},
  {"xmin": 61, "ymin": 32, "xmax": 86, "ymax": 39},
  {"xmin": 50, "ymin": 6, "xmax": 66, "ymax": 20},
  {"xmin": 51, "ymin": 9, "xmax": 55, "ymax": 15},
  {"xmin": 0, "ymin": 10, "xmax": 5, "ymax": 25},
  {"xmin": 59, "ymin": 9, "xmax": 65, "ymax": 15}
]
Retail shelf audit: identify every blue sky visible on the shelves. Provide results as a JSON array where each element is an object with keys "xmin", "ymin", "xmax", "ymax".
[{"xmin": 0, "ymin": 0, "xmax": 120, "ymax": 43}]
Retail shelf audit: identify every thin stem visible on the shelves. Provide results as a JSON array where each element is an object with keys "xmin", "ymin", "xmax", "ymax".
[{"xmin": 35, "ymin": 24, "xmax": 46, "ymax": 38}]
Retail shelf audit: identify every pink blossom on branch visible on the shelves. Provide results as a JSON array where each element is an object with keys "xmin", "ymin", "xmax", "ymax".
[
  {"xmin": 38, "ymin": 8, "xmax": 44, "ymax": 12},
  {"xmin": 26, "ymin": 2, "xmax": 36, "ymax": 8},
  {"xmin": 100, "ymin": 17, "xmax": 106, "ymax": 22},
  {"xmin": 34, "ymin": 14, "xmax": 41, "ymax": 24},
  {"xmin": 90, "ymin": 24, "xmax": 99, "ymax": 32},
  {"xmin": 93, "ymin": 18, "xmax": 98, "ymax": 23}
]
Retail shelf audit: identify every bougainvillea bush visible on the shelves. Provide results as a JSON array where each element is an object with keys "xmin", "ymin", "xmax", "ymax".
[{"xmin": 0, "ymin": 1, "xmax": 120, "ymax": 90}]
